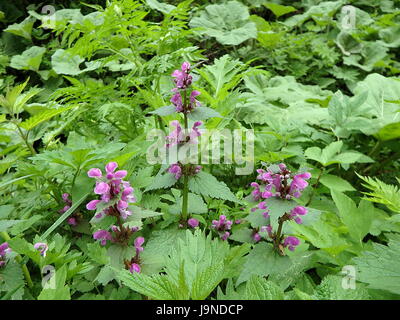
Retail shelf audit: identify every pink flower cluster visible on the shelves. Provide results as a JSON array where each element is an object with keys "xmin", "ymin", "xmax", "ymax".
[
  {"xmin": 168, "ymin": 163, "xmax": 202, "ymax": 180},
  {"xmin": 0, "ymin": 242, "xmax": 11, "ymax": 267},
  {"xmin": 251, "ymin": 163, "xmax": 311, "ymax": 201},
  {"xmin": 283, "ymin": 236, "xmax": 300, "ymax": 251},
  {"xmin": 170, "ymin": 62, "xmax": 200, "ymax": 113},
  {"xmin": 86, "ymin": 162, "xmax": 136, "ymax": 220},
  {"xmin": 93, "ymin": 225, "xmax": 139, "ymax": 246},
  {"xmin": 165, "ymin": 120, "xmax": 202, "ymax": 149},
  {"xmin": 211, "ymin": 215, "xmax": 233, "ymax": 241}
]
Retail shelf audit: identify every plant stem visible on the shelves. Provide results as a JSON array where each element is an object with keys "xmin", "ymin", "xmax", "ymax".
[
  {"xmin": 0, "ymin": 231, "xmax": 33, "ymax": 289},
  {"xmin": 305, "ymin": 167, "xmax": 324, "ymax": 207},
  {"xmin": 181, "ymin": 92, "xmax": 189, "ymax": 222}
]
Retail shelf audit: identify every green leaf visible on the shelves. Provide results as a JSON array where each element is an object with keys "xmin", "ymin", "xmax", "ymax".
[
  {"xmin": 145, "ymin": 172, "xmax": 178, "ymax": 191},
  {"xmin": 51, "ymin": 49, "xmax": 84, "ymax": 75},
  {"xmin": 313, "ymin": 275, "xmax": 370, "ymax": 300},
  {"xmin": 4, "ymin": 16, "xmax": 35, "ymax": 40},
  {"xmin": 149, "ymin": 105, "xmax": 176, "ymax": 116},
  {"xmin": 0, "ymin": 261, "xmax": 24, "ymax": 292},
  {"xmin": 331, "ymin": 190, "xmax": 374, "ymax": 242},
  {"xmin": 263, "ymin": 2, "xmax": 297, "ymax": 18},
  {"xmin": 244, "ymin": 275, "xmax": 284, "ymax": 299},
  {"xmin": 20, "ymin": 106, "xmax": 75, "ymax": 131},
  {"xmin": 187, "ymin": 107, "xmax": 222, "ymax": 121},
  {"xmin": 353, "ymin": 234, "xmax": 400, "ymax": 295},
  {"xmin": 146, "ymin": 0, "xmax": 176, "ymax": 14},
  {"xmin": 188, "ymin": 171, "xmax": 239, "ymax": 203},
  {"xmin": 189, "ymin": 1, "xmax": 257, "ymax": 45},
  {"xmin": 41, "ymin": 192, "xmax": 90, "ymax": 240},
  {"xmin": 320, "ymin": 174, "xmax": 356, "ymax": 192},
  {"xmin": 37, "ymin": 265, "xmax": 71, "ymax": 300},
  {"xmin": 10, "ymin": 46, "xmax": 46, "ymax": 72}
]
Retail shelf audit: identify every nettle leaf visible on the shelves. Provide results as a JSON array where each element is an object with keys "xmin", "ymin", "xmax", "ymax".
[
  {"xmin": 0, "ymin": 260, "xmax": 24, "ymax": 293},
  {"xmin": 149, "ymin": 105, "xmax": 176, "ymax": 116},
  {"xmin": 169, "ymin": 193, "xmax": 208, "ymax": 215},
  {"xmin": 189, "ymin": 1, "xmax": 257, "ymax": 45},
  {"xmin": 264, "ymin": 198, "xmax": 297, "ymax": 230},
  {"xmin": 10, "ymin": 46, "xmax": 46, "ymax": 72},
  {"xmin": 237, "ymin": 242, "xmax": 292, "ymax": 285},
  {"xmin": 244, "ymin": 275, "xmax": 284, "ymax": 299},
  {"xmin": 313, "ymin": 275, "xmax": 370, "ymax": 300},
  {"xmin": 188, "ymin": 171, "xmax": 239, "ymax": 203},
  {"xmin": 353, "ymin": 234, "xmax": 400, "ymax": 295},
  {"xmin": 187, "ymin": 107, "xmax": 222, "ymax": 121},
  {"xmin": 331, "ymin": 190, "xmax": 374, "ymax": 242},
  {"xmin": 145, "ymin": 172, "xmax": 178, "ymax": 191}
]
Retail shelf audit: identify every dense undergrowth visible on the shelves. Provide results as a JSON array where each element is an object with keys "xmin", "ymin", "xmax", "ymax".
[{"xmin": 0, "ymin": 0, "xmax": 399, "ymax": 300}]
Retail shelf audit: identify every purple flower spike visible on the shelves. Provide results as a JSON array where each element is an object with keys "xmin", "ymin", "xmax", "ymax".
[
  {"xmin": 34, "ymin": 242, "xmax": 48, "ymax": 257},
  {"xmin": 93, "ymin": 230, "xmax": 112, "ymax": 246},
  {"xmin": 188, "ymin": 218, "xmax": 199, "ymax": 228}
]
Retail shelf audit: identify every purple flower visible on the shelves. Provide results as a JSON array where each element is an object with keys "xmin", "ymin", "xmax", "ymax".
[
  {"xmin": 168, "ymin": 163, "xmax": 182, "ymax": 179},
  {"xmin": 188, "ymin": 218, "xmax": 199, "ymax": 228},
  {"xmin": 171, "ymin": 91, "xmax": 183, "ymax": 112},
  {"xmin": 94, "ymin": 182, "xmax": 110, "ymax": 195},
  {"xmin": 220, "ymin": 231, "xmax": 230, "ymax": 241},
  {"xmin": 172, "ymin": 62, "xmax": 193, "ymax": 89},
  {"xmin": 88, "ymin": 168, "xmax": 102, "ymax": 178},
  {"xmin": 253, "ymin": 233, "xmax": 261, "ymax": 242},
  {"xmin": 166, "ymin": 121, "xmax": 202, "ymax": 148},
  {"xmin": 129, "ymin": 263, "xmax": 141, "ymax": 274},
  {"xmin": 134, "ymin": 237, "xmax": 145, "ymax": 255},
  {"xmin": 86, "ymin": 199, "xmax": 101, "ymax": 211},
  {"xmin": 290, "ymin": 206, "xmax": 308, "ymax": 224},
  {"xmin": 284, "ymin": 236, "xmax": 300, "ymax": 251},
  {"xmin": 86, "ymin": 162, "xmax": 136, "ymax": 220},
  {"xmin": 67, "ymin": 217, "xmax": 77, "ymax": 226},
  {"xmin": 212, "ymin": 215, "xmax": 233, "ymax": 240},
  {"xmin": 0, "ymin": 242, "xmax": 11, "ymax": 266},
  {"xmin": 34, "ymin": 242, "xmax": 48, "ymax": 257},
  {"xmin": 93, "ymin": 230, "xmax": 112, "ymax": 246}
]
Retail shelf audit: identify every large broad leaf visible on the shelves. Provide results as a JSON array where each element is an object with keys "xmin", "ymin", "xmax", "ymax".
[
  {"xmin": 189, "ymin": 1, "xmax": 257, "ymax": 45},
  {"xmin": 4, "ymin": 16, "xmax": 35, "ymax": 40},
  {"xmin": 51, "ymin": 49, "xmax": 100, "ymax": 75},
  {"xmin": 331, "ymin": 190, "xmax": 374, "ymax": 242},
  {"xmin": 352, "ymin": 74, "xmax": 400, "ymax": 136},
  {"xmin": 263, "ymin": 2, "xmax": 296, "ymax": 18},
  {"xmin": 188, "ymin": 171, "xmax": 239, "ymax": 203},
  {"xmin": 10, "ymin": 46, "xmax": 46, "ymax": 72},
  {"xmin": 353, "ymin": 234, "xmax": 400, "ymax": 295}
]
